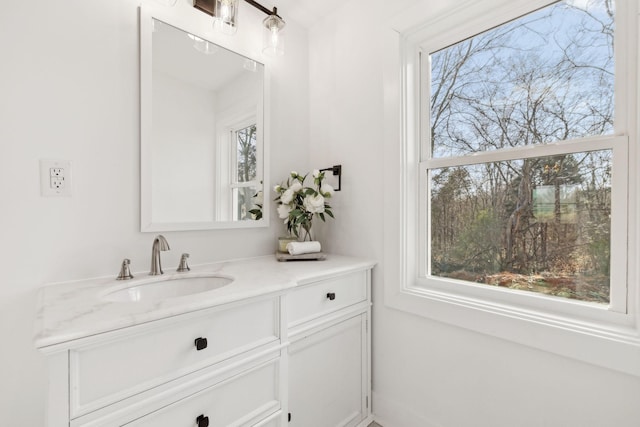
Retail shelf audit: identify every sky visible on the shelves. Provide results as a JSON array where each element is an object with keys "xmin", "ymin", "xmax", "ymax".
[{"xmin": 430, "ymin": 0, "xmax": 615, "ymax": 157}]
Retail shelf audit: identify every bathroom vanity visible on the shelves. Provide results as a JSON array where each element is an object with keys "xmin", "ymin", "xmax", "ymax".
[{"xmin": 35, "ymin": 255, "xmax": 374, "ymax": 427}]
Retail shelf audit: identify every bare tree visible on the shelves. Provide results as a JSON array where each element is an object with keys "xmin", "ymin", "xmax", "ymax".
[{"xmin": 429, "ymin": 1, "xmax": 614, "ymax": 300}]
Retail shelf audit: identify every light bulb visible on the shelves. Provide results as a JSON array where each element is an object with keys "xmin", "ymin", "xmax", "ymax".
[
  {"xmin": 213, "ymin": 0, "xmax": 239, "ymax": 35},
  {"xmin": 270, "ymin": 26, "xmax": 279, "ymax": 47},
  {"xmin": 262, "ymin": 14, "xmax": 285, "ymax": 56},
  {"xmin": 221, "ymin": 3, "xmax": 230, "ymax": 19}
]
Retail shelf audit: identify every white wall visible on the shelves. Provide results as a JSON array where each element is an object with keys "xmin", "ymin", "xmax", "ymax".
[
  {"xmin": 152, "ymin": 73, "xmax": 217, "ymax": 223},
  {"xmin": 308, "ymin": 0, "xmax": 640, "ymax": 426},
  {"xmin": 0, "ymin": 0, "xmax": 309, "ymax": 424}
]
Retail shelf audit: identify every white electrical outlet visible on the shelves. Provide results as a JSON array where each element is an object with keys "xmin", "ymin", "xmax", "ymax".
[
  {"xmin": 40, "ymin": 159, "xmax": 72, "ymax": 196},
  {"xmin": 50, "ymin": 176, "xmax": 65, "ymax": 189}
]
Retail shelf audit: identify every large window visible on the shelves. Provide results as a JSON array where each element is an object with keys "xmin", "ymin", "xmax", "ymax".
[
  {"xmin": 385, "ymin": 0, "xmax": 638, "ymax": 376},
  {"xmin": 419, "ymin": 0, "xmax": 629, "ymax": 311}
]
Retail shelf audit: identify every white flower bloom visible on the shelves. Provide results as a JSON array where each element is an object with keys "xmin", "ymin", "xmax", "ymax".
[
  {"xmin": 274, "ymin": 184, "xmax": 281, "ymax": 193},
  {"xmin": 277, "ymin": 203, "xmax": 292, "ymax": 219},
  {"xmin": 303, "ymin": 194, "xmax": 325, "ymax": 214},
  {"xmin": 290, "ymin": 181, "xmax": 303, "ymax": 193},
  {"xmin": 320, "ymin": 183, "xmax": 334, "ymax": 197},
  {"xmin": 290, "ymin": 171, "xmax": 298, "ymax": 178},
  {"xmin": 281, "ymin": 188, "xmax": 294, "ymax": 204},
  {"xmin": 312, "ymin": 169, "xmax": 320, "ymax": 179},
  {"xmin": 254, "ymin": 191, "xmax": 264, "ymax": 204}
]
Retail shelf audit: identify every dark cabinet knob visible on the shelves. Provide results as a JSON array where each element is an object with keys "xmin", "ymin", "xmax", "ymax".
[
  {"xmin": 196, "ymin": 414, "xmax": 209, "ymax": 427},
  {"xmin": 194, "ymin": 337, "xmax": 208, "ymax": 351},
  {"xmin": 326, "ymin": 292, "xmax": 336, "ymax": 301}
]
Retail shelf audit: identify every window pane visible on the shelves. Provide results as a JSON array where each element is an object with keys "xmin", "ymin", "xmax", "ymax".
[
  {"xmin": 236, "ymin": 124, "xmax": 257, "ymax": 182},
  {"xmin": 429, "ymin": 149, "xmax": 612, "ymax": 304},
  {"xmin": 232, "ymin": 186, "xmax": 260, "ymax": 221},
  {"xmin": 430, "ymin": 0, "xmax": 615, "ymax": 158}
]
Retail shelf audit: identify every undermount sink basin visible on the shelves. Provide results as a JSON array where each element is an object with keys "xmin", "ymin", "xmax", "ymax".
[{"xmin": 103, "ymin": 274, "xmax": 234, "ymax": 302}]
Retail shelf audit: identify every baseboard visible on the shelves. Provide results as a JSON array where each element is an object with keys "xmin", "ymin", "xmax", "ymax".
[{"xmin": 372, "ymin": 391, "xmax": 443, "ymax": 427}]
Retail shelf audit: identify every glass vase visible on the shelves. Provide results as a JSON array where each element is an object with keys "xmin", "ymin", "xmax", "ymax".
[{"xmin": 299, "ymin": 224, "xmax": 313, "ymax": 242}]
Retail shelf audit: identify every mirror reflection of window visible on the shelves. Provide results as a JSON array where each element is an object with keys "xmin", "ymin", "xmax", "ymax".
[
  {"xmin": 232, "ymin": 123, "xmax": 258, "ymax": 220},
  {"xmin": 236, "ymin": 124, "xmax": 257, "ymax": 183},
  {"xmin": 216, "ymin": 113, "xmax": 261, "ymax": 222}
]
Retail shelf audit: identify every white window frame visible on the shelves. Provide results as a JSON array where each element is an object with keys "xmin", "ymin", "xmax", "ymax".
[
  {"xmin": 419, "ymin": 136, "xmax": 628, "ymax": 313},
  {"xmin": 216, "ymin": 110, "xmax": 263, "ymax": 221},
  {"xmin": 230, "ymin": 118, "xmax": 260, "ymax": 220},
  {"xmin": 383, "ymin": 0, "xmax": 640, "ymax": 376}
]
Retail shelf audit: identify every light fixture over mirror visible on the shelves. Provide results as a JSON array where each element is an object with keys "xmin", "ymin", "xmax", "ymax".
[
  {"xmin": 262, "ymin": 13, "xmax": 285, "ymax": 56},
  {"xmin": 212, "ymin": 0, "xmax": 240, "ymax": 35},
  {"xmin": 194, "ymin": 0, "xmax": 286, "ymax": 56}
]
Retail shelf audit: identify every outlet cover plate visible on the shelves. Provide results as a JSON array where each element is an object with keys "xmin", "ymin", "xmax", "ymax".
[{"xmin": 40, "ymin": 159, "xmax": 72, "ymax": 196}]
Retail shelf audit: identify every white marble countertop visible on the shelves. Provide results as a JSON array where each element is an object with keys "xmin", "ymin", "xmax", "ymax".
[{"xmin": 34, "ymin": 254, "xmax": 375, "ymax": 350}]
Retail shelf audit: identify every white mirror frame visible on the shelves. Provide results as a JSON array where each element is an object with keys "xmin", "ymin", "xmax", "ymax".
[{"xmin": 139, "ymin": 4, "xmax": 270, "ymax": 232}]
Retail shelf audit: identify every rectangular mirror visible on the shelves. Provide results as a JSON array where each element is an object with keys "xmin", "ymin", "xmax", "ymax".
[{"xmin": 140, "ymin": 8, "xmax": 267, "ymax": 231}]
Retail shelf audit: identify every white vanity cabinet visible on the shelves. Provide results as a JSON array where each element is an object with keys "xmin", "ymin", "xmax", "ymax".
[
  {"xmin": 286, "ymin": 270, "xmax": 372, "ymax": 427},
  {"xmin": 37, "ymin": 257, "xmax": 374, "ymax": 427}
]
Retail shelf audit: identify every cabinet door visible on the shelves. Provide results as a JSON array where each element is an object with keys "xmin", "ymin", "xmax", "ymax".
[{"xmin": 288, "ymin": 314, "xmax": 367, "ymax": 427}]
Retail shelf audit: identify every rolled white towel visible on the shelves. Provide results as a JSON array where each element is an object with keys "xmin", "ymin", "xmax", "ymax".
[{"xmin": 287, "ymin": 241, "xmax": 322, "ymax": 255}]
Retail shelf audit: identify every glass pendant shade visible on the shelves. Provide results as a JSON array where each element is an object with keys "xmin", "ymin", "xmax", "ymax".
[
  {"xmin": 187, "ymin": 34, "xmax": 219, "ymax": 55},
  {"xmin": 243, "ymin": 58, "xmax": 258, "ymax": 72},
  {"xmin": 262, "ymin": 14, "xmax": 285, "ymax": 56},
  {"xmin": 213, "ymin": 0, "xmax": 239, "ymax": 35},
  {"xmin": 194, "ymin": 39, "xmax": 219, "ymax": 55}
]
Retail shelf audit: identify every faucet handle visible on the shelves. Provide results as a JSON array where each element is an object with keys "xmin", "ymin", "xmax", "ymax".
[
  {"xmin": 116, "ymin": 259, "xmax": 134, "ymax": 280},
  {"xmin": 177, "ymin": 253, "xmax": 190, "ymax": 272}
]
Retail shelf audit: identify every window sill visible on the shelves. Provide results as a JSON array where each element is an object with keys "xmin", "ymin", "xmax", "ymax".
[{"xmin": 384, "ymin": 279, "xmax": 640, "ymax": 377}]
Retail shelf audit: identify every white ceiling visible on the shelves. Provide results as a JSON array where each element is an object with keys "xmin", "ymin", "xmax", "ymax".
[
  {"xmin": 263, "ymin": 0, "xmax": 345, "ymax": 28},
  {"xmin": 153, "ymin": 19, "xmax": 262, "ymax": 91}
]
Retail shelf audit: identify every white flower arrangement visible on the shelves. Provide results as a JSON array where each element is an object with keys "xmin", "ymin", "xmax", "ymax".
[{"xmin": 274, "ymin": 170, "xmax": 335, "ymax": 240}]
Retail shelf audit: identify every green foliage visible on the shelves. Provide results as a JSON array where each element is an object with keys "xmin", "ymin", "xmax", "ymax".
[
  {"xmin": 248, "ymin": 205, "xmax": 262, "ymax": 220},
  {"xmin": 451, "ymin": 209, "xmax": 503, "ymax": 274}
]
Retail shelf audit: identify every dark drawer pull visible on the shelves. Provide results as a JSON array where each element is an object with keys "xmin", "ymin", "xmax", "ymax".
[
  {"xmin": 196, "ymin": 414, "xmax": 210, "ymax": 427},
  {"xmin": 326, "ymin": 292, "xmax": 336, "ymax": 301},
  {"xmin": 194, "ymin": 337, "xmax": 208, "ymax": 351}
]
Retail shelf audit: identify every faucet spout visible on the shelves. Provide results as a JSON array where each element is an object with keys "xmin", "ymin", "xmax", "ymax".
[{"xmin": 150, "ymin": 235, "xmax": 170, "ymax": 275}]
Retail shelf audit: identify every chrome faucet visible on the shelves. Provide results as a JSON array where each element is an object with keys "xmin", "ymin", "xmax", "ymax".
[{"xmin": 150, "ymin": 235, "xmax": 170, "ymax": 275}]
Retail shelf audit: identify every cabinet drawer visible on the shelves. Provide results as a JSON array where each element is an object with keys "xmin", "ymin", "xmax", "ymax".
[
  {"xmin": 71, "ymin": 297, "xmax": 279, "ymax": 418},
  {"xmin": 287, "ymin": 271, "xmax": 367, "ymax": 328},
  {"xmin": 124, "ymin": 359, "xmax": 280, "ymax": 427},
  {"xmin": 253, "ymin": 415, "xmax": 281, "ymax": 427}
]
